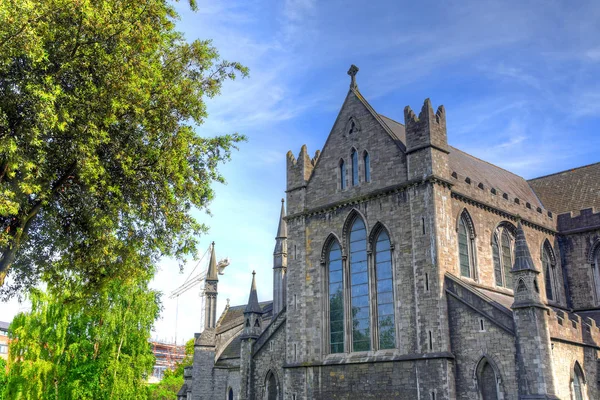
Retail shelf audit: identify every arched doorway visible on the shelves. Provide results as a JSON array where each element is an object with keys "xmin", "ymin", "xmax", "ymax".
[
  {"xmin": 476, "ymin": 357, "xmax": 501, "ymax": 400},
  {"xmin": 265, "ymin": 370, "xmax": 278, "ymax": 400}
]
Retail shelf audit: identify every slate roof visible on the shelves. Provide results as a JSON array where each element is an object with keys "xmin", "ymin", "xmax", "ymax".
[
  {"xmin": 528, "ymin": 162, "xmax": 600, "ymax": 214},
  {"xmin": 448, "ymin": 146, "xmax": 543, "ymax": 208},
  {"xmin": 218, "ymin": 335, "xmax": 243, "ymax": 360},
  {"xmin": 216, "ymin": 301, "xmax": 272, "ymax": 334},
  {"xmin": 379, "ymin": 114, "xmax": 406, "ymax": 144},
  {"xmin": 373, "ymin": 114, "xmax": 543, "ymax": 209},
  {"xmin": 0, "ymin": 321, "xmax": 9, "ymax": 331}
]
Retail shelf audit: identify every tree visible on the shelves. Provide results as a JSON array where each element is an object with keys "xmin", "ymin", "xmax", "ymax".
[
  {"xmin": 146, "ymin": 338, "xmax": 194, "ymax": 400},
  {"xmin": 5, "ymin": 269, "xmax": 160, "ymax": 399},
  {"xmin": 0, "ymin": 357, "xmax": 7, "ymax": 400},
  {"xmin": 0, "ymin": 0, "xmax": 248, "ymax": 295}
]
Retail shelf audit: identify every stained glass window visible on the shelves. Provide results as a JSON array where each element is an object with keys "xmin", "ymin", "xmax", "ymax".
[
  {"xmin": 543, "ymin": 247, "xmax": 553, "ymax": 301},
  {"xmin": 328, "ymin": 241, "xmax": 344, "ymax": 353},
  {"xmin": 350, "ymin": 218, "xmax": 370, "ymax": 351},
  {"xmin": 364, "ymin": 152, "xmax": 370, "ymax": 183},
  {"xmin": 501, "ymin": 230, "xmax": 513, "ymax": 289},
  {"xmin": 375, "ymin": 230, "xmax": 395, "ymax": 349},
  {"xmin": 340, "ymin": 160, "xmax": 346, "ymax": 190},
  {"xmin": 492, "ymin": 234, "xmax": 503, "ymax": 286},
  {"xmin": 458, "ymin": 218, "xmax": 471, "ymax": 278},
  {"xmin": 351, "ymin": 149, "xmax": 358, "ymax": 186}
]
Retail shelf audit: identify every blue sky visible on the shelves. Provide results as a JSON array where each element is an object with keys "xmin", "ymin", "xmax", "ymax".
[{"xmin": 2, "ymin": 0, "xmax": 600, "ymax": 344}]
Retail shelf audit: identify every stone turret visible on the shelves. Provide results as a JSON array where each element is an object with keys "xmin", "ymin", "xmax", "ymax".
[
  {"xmin": 240, "ymin": 272, "xmax": 263, "ymax": 400},
  {"xmin": 273, "ymin": 199, "xmax": 288, "ymax": 316},
  {"xmin": 204, "ymin": 242, "xmax": 219, "ymax": 330},
  {"xmin": 404, "ymin": 98, "xmax": 449, "ymax": 179},
  {"xmin": 510, "ymin": 223, "xmax": 559, "ymax": 399}
]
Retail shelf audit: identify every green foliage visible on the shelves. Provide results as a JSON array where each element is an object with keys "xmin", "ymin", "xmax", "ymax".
[
  {"xmin": 6, "ymin": 269, "xmax": 160, "ymax": 400},
  {"xmin": 146, "ymin": 338, "xmax": 194, "ymax": 400},
  {"xmin": 0, "ymin": 357, "xmax": 7, "ymax": 400},
  {"xmin": 0, "ymin": 0, "xmax": 248, "ymax": 295}
]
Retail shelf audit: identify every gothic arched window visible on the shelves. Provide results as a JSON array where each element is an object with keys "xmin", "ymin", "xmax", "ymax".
[
  {"xmin": 493, "ymin": 224, "xmax": 515, "ymax": 289},
  {"xmin": 363, "ymin": 151, "xmax": 371, "ymax": 183},
  {"xmin": 228, "ymin": 388, "xmax": 234, "ymax": 400},
  {"xmin": 572, "ymin": 362, "xmax": 584, "ymax": 400},
  {"xmin": 501, "ymin": 230, "xmax": 513, "ymax": 289},
  {"xmin": 375, "ymin": 230, "xmax": 395, "ymax": 349},
  {"xmin": 349, "ymin": 217, "xmax": 370, "ymax": 351},
  {"xmin": 339, "ymin": 159, "xmax": 346, "ymax": 190},
  {"xmin": 351, "ymin": 149, "xmax": 359, "ymax": 186},
  {"xmin": 458, "ymin": 211, "xmax": 476, "ymax": 279},
  {"xmin": 327, "ymin": 240, "xmax": 344, "ymax": 354},
  {"xmin": 542, "ymin": 241, "xmax": 557, "ymax": 302},
  {"xmin": 592, "ymin": 243, "xmax": 600, "ymax": 306}
]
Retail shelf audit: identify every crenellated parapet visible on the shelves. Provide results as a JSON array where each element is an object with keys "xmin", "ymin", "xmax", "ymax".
[
  {"xmin": 557, "ymin": 207, "xmax": 600, "ymax": 234},
  {"xmin": 286, "ymin": 145, "xmax": 320, "ymax": 215},
  {"xmin": 548, "ymin": 309, "xmax": 600, "ymax": 347},
  {"xmin": 286, "ymin": 145, "xmax": 319, "ymax": 191},
  {"xmin": 404, "ymin": 98, "xmax": 448, "ymax": 155}
]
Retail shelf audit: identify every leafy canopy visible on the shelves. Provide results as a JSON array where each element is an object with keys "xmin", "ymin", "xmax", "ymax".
[
  {"xmin": 5, "ymin": 270, "xmax": 160, "ymax": 400},
  {"xmin": 0, "ymin": 0, "xmax": 248, "ymax": 296}
]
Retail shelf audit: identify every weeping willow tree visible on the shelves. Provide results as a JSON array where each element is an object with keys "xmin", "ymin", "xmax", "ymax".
[{"xmin": 5, "ymin": 269, "xmax": 160, "ymax": 400}]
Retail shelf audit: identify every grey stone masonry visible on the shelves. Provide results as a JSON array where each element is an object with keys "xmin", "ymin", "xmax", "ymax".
[{"xmin": 180, "ymin": 65, "xmax": 600, "ymax": 400}]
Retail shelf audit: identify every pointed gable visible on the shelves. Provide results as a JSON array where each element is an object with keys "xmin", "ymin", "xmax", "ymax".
[{"xmin": 303, "ymin": 87, "xmax": 408, "ymax": 210}]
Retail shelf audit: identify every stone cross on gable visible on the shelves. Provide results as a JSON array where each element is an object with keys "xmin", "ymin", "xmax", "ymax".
[{"xmin": 347, "ymin": 64, "xmax": 359, "ymax": 89}]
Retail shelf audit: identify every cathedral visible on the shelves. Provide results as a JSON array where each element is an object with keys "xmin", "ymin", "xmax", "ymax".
[{"xmin": 178, "ymin": 66, "xmax": 600, "ymax": 399}]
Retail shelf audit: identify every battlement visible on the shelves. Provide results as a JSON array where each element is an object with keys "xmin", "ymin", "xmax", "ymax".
[
  {"xmin": 547, "ymin": 308, "xmax": 600, "ymax": 347},
  {"xmin": 404, "ymin": 98, "xmax": 447, "ymax": 154},
  {"xmin": 557, "ymin": 207, "xmax": 600, "ymax": 233}
]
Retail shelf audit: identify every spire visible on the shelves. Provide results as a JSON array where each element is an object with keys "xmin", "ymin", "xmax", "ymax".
[
  {"xmin": 512, "ymin": 223, "xmax": 537, "ymax": 272},
  {"xmin": 206, "ymin": 242, "xmax": 218, "ymax": 281},
  {"xmin": 276, "ymin": 198, "xmax": 287, "ymax": 239},
  {"xmin": 244, "ymin": 271, "xmax": 263, "ymax": 314}
]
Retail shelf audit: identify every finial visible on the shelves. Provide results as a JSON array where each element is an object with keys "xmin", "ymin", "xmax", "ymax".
[
  {"xmin": 347, "ymin": 64, "xmax": 359, "ymax": 89},
  {"xmin": 281, "ymin": 198, "xmax": 285, "ymax": 204},
  {"xmin": 226, "ymin": 298, "xmax": 230, "ymax": 306},
  {"xmin": 212, "ymin": 241, "xmax": 215, "ymax": 246},
  {"xmin": 252, "ymin": 270, "xmax": 256, "ymax": 276}
]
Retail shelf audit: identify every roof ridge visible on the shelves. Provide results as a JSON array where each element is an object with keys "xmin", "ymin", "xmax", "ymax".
[{"xmin": 528, "ymin": 161, "xmax": 600, "ymax": 182}]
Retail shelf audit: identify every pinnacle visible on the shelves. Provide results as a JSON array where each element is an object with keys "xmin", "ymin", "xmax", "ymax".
[
  {"xmin": 206, "ymin": 241, "xmax": 219, "ymax": 281},
  {"xmin": 244, "ymin": 271, "xmax": 262, "ymax": 314},
  {"xmin": 511, "ymin": 223, "xmax": 537, "ymax": 272},
  {"xmin": 276, "ymin": 199, "xmax": 287, "ymax": 238}
]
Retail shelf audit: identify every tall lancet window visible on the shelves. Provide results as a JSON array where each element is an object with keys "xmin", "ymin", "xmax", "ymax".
[
  {"xmin": 339, "ymin": 159, "xmax": 346, "ymax": 190},
  {"xmin": 363, "ymin": 151, "xmax": 371, "ymax": 183},
  {"xmin": 458, "ymin": 216, "xmax": 473, "ymax": 278},
  {"xmin": 572, "ymin": 362, "xmax": 584, "ymax": 400},
  {"xmin": 351, "ymin": 149, "xmax": 359, "ymax": 186},
  {"xmin": 593, "ymin": 245, "xmax": 600, "ymax": 305},
  {"xmin": 328, "ymin": 241, "xmax": 344, "ymax": 353},
  {"xmin": 349, "ymin": 217, "xmax": 370, "ymax": 351},
  {"xmin": 492, "ymin": 234, "xmax": 502, "ymax": 286},
  {"xmin": 501, "ymin": 230, "xmax": 513, "ymax": 289},
  {"xmin": 375, "ymin": 230, "xmax": 395, "ymax": 349},
  {"xmin": 542, "ymin": 244, "xmax": 555, "ymax": 301}
]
